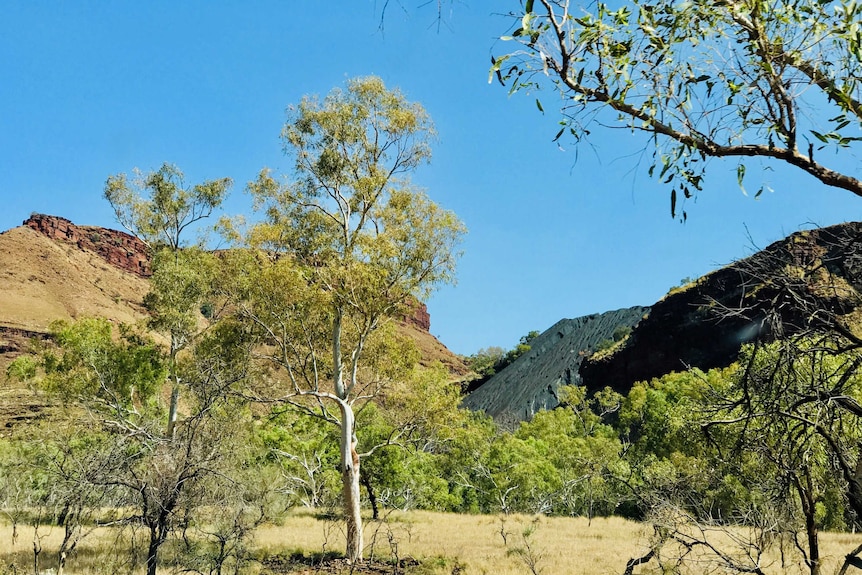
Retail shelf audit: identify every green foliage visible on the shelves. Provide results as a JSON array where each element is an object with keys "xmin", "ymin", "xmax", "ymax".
[
  {"xmin": 610, "ymin": 338, "xmax": 862, "ymax": 575},
  {"xmin": 247, "ymin": 76, "xmax": 464, "ymax": 307},
  {"xmin": 5, "ymin": 354, "xmax": 37, "ymax": 383},
  {"xmin": 104, "ymin": 162, "xmax": 231, "ymax": 250},
  {"xmin": 617, "ymin": 369, "xmax": 714, "ymax": 460},
  {"xmin": 468, "ymin": 330, "xmax": 540, "ymax": 378},
  {"xmin": 612, "ymin": 325, "xmax": 631, "ymax": 342},
  {"xmin": 259, "ymin": 412, "xmax": 341, "ymax": 509},
  {"xmin": 238, "ymin": 75, "xmax": 465, "ymax": 404},
  {"xmin": 144, "ymin": 247, "xmax": 217, "ymax": 341},
  {"xmin": 10, "ymin": 317, "xmax": 165, "ymax": 407},
  {"xmin": 594, "ymin": 325, "xmax": 632, "ymax": 354},
  {"xmin": 711, "ymin": 340, "xmax": 862, "ymax": 531},
  {"xmin": 4, "ymin": 313, "xmax": 263, "ymax": 575},
  {"xmin": 466, "ymin": 346, "xmax": 506, "ymax": 377},
  {"xmin": 497, "ymin": 0, "xmax": 862, "ymax": 214}
]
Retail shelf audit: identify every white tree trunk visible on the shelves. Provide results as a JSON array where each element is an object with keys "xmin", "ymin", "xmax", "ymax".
[
  {"xmin": 339, "ymin": 401, "xmax": 363, "ymax": 562},
  {"xmin": 166, "ymin": 340, "xmax": 180, "ymax": 438}
]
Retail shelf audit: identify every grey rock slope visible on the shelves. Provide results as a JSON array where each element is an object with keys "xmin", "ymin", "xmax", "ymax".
[{"xmin": 462, "ymin": 306, "xmax": 649, "ymax": 427}]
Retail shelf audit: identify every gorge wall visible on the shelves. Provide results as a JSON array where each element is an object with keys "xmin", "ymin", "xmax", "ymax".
[{"xmin": 579, "ymin": 221, "xmax": 862, "ymax": 394}]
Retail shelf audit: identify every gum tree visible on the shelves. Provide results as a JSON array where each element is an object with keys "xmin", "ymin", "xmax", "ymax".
[
  {"xmin": 495, "ymin": 0, "xmax": 862, "ymax": 218},
  {"xmin": 104, "ymin": 163, "xmax": 231, "ymax": 436},
  {"xmin": 235, "ymin": 76, "xmax": 465, "ymax": 561}
]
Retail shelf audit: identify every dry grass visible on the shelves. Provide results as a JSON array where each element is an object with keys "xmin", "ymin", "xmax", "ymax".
[
  {"xmin": 5, "ymin": 510, "xmax": 860, "ymax": 575},
  {"xmin": 255, "ymin": 510, "xmax": 650, "ymax": 575},
  {"xmin": 0, "ymin": 226, "xmax": 150, "ymax": 334}
]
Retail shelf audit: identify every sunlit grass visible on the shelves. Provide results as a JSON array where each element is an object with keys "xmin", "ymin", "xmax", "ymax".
[
  {"xmin": 255, "ymin": 510, "xmax": 650, "ymax": 575},
  {"xmin": 1, "ymin": 510, "xmax": 861, "ymax": 574}
]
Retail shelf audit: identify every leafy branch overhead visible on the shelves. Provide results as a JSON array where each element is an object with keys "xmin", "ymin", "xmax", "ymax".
[{"xmin": 495, "ymin": 0, "xmax": 862, "ymax": 219}]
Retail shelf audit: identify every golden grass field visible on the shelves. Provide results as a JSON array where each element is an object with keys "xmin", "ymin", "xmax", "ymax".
[{"xmin": 2, "ymin": 509, "xmax": 862, "ymax": 575}]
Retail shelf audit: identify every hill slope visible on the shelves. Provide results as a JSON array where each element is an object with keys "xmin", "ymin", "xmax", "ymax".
[
  {"xmin": 0, "ymin": 223, "xmax": 151, "ymax": 376},
  {"xmin": 0, "ymin": 225, "xmax": 150, "ymax": 334},
  {"xmin": 462, "ymin": 307, "xmax": 648, "ymax": 427},
  {"xmin": 463, "ymin": 221, "xmax": 862, "ymax": 425},
  {"xmin": 0, "ymin": 215, "xmax": 468, "ymax": 432}
]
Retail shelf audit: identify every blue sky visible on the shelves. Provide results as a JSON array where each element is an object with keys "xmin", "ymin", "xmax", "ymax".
[{"xmin": 2, "ymin": 2, "xmax": 861, "ymax": 356}]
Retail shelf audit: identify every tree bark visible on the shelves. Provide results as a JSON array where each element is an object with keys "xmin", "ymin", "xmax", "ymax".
[
  {"xmin": 146, "ymin": 531, "xmax": 160, "ymax": 575},
  {"xmin": 794, "ymin": 472, "xmax": 821, "ymax": 575},
  {"xmin": 360, "ymin": 471, "xmax": 379, "ymax": 520},
  {"xmin": 166, "ymin": 341, "xmax": 180, "ymax": 438},
  {"xmin": 339, "ymin": 401, "xmax": 363, "ymax": 562}
]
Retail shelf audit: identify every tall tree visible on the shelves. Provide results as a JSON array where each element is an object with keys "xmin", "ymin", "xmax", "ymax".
[
  {"xmin": 104, "ymin": 163, "xmax": 231, "ymax": 436},
  {"xmin": 234, "ymin": 76, "xmax": 465, "ymax": 561},
  {"xmin": 495, "ymin": 0, "xmax": 862, "ymax": 218}
]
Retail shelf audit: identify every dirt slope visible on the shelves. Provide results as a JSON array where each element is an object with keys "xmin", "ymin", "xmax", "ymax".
[
  {"xmin": 0, "ymin": 217, "xmax": 467, "ymax": 433},
  {"xmin": 0, "ymin": 225, "xmax": 149, "ymax": 333}
]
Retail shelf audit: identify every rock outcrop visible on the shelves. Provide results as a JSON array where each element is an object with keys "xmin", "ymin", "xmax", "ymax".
[
  {"xmin": 403, "ymin": 300, "xmax": 431, "ymax": 332},
  {"xmin": 580, "ymin": 222, "xmax": 862, "ymax": 394},
  {"xmin": 25, "ymin": 214, "xmax": 151, "ymax": 277},
  {"xmin": 463, "ymin": 222, "xmax": 862, "ymax": 426},
  {"xmin": 462, "ymin": 306, "xmax": 649, "ymax": 427}
]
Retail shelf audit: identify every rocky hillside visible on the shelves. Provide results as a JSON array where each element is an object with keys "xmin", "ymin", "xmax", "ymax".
[
  {"xmin": 0, "ymin": 215, "xmax": 467, "ymax": 432},
  {"xmin": 580, "ymin": 221, "xmax": 862, "ymax": 394},
  {"xmin": 462, "ymin": 307, "xmax": 649, "ymax": 427},
  {"xmin": 464, "ymin": 221, "xmax": 862, "ymax": 425},
  {"xmin": 0, "ymin": 219, "xmax": 151, "ymax": 335},
  {"xmin": 0, "ymin": 217, "xmax": 154, "ymax": 435}
]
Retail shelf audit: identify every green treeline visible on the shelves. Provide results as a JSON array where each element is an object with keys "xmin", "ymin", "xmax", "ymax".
[
  {"xmin": 5, "ymin": 333, "xmax": 862, "ymax": 573},
  {"xmin": 260, "ymin": 347, "xmax": 862, "ymax": 528}
]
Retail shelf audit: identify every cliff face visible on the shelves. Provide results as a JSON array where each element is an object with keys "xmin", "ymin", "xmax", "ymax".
[
  {"xmin": 580, "ymin": 222, "xmax": 862, "ymax": 394},
  {"xmin": 403, "ymin": 300, "xmax": 431, "ymax": 332},
  {"xmin": 462, "ymin": 306, "xmax": 649, "ymax": 427},
  {"xmin": 25, "ymin": 214, "xmax": 151, "ymax": 277}
]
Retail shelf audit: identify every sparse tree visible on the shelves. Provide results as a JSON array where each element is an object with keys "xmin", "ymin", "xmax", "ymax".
[
  {"xmin": 104, "ymin": 163, "xmax": 231, "ymax": 437},
  {"xmin": 614, "ymin": 226, "xmax": 862, "ymax": 575},
  {"xmin": 8, "ymin": 317, "xmax": 254, "ymax": 575}
]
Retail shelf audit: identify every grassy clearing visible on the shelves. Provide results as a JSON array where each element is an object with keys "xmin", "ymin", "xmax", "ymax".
[
  {"xmin": 1, "ymin": 510, "xmax": 861, "ymax": 574},
  {"xmin": 256, "ymin": 510, "xmax": 650, "ymax": 575}
]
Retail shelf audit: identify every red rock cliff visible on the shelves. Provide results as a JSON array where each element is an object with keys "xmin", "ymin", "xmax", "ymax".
[
  {"xmin": 404, "ymin": 300, "xmax": 431, "ymax": 332},
  {"xmin": 24, "ymin": 214, "xmax": 151, "ymax": 277}
]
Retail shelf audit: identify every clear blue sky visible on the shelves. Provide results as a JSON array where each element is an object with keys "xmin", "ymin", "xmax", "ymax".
[{"xmin": 2, "ymin": 2, "xmax": 860, "ymax": 356}]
